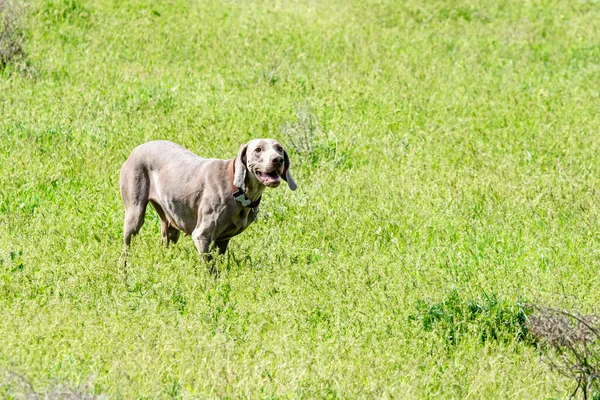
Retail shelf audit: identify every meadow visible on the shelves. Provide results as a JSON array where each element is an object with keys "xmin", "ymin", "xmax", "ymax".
[{"xmin": 1, "ymin": 0, "xmax": 600, "ymax": 397}]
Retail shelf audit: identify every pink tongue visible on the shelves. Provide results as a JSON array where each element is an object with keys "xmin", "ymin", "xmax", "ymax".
[{"xmin": 263, "ymin": 174, "xmax": 279, "ymax": 183}]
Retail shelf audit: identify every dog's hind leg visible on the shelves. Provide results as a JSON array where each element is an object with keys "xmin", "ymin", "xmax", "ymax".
[
  {"xmin": 215, "ymin": 239, "xmax": 230, "ymax": 255},
  {"xmin": 167, "ymin": 227, "xmax": 180, "ymax": 245},
  {"xmin": 150, "ymin": 200, "xmax": 180, "ymax": 246},
  {"xmin": 123, "ymin": 204, "xmax": 147, "ymax": 246},
  {"xmin": 119, "ymin": 168, "xmax": 149, "ymax": 281},
  {"xmin": 120, "ymin": 163, "xmax": 150, "ymax": 247}
]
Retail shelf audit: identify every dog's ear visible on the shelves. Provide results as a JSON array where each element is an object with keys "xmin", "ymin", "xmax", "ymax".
[
  {"xmin": 233, "ymin": 144, "xmax": 248, "ymax": 190},
  {"xmin": 281, "ymin": 149, "xmax": 297, "ymax": 191}
]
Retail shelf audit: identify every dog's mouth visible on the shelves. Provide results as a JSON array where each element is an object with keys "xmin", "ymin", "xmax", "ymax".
[{"xmin": 255, "ymin": 170, "xmax": 281, "ymax": 187}]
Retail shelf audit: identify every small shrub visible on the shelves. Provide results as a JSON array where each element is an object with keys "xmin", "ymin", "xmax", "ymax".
[
  {"xmin": 0, "ymin": 0, "xmax": 27, "ymax": 71},
  {"xmin": 282, "ymin": 105, "xmax": 319, "ymax": 159},
  {"xmin": 1, "ymin": 371, "xmax": 106, "ymax": 399},
  {"xmin": 282, "ymin": 105, "xmax": 355, "ymax": 169},
  {"xmin": 410, "ymin": 289, "xmax": 531, "ymax": 347},
  {"xmin": 527, "ymin": 305, "xmax": 600, "ymax": 399}
]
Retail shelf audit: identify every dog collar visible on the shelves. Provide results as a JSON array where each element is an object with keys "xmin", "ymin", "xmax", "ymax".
[
  {"xmin": 228, "ymin": 159, "xmax": 261, "ymax": 211},
  {"xmin": 232, "ymin": 188, "xmax": 261, "ymax": 208}
]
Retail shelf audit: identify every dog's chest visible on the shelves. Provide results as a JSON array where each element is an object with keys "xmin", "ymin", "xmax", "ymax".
[{"xmin": 218, "ymin": 209, "xmax": 258, "ymax": 240}]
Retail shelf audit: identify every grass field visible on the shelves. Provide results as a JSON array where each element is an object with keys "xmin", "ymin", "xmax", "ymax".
[{"xmin": 2, "ymin": 0, "xmax": 600, "ymax": 397}]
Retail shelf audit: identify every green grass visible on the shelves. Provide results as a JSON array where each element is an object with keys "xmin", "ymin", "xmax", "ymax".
[{"xmin": 1, "ymin": 0, "xmax": 600, "ymax": 397}]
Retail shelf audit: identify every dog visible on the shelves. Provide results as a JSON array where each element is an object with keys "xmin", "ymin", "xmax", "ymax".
[{"xmin": 119, "ymin": 139, "xmax": 296, "ymax": 260}]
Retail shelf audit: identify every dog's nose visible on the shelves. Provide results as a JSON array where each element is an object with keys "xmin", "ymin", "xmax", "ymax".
[{"xmin": 272, "ymin": 156, "xmax": 284, "ymax": 165}]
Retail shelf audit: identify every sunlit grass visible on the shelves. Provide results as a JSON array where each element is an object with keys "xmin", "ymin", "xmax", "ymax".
[{"xmin": 1, "ymin": 0, "xmax": 600, "ymax": 397}]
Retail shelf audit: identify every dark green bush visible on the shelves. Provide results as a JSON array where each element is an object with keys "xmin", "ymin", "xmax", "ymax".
[{"xmin": 410, "ymin": 289, "xmax": 531, "ymax": 347}]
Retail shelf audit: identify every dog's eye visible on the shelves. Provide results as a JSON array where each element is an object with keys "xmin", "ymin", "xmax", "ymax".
[
  {"xmin": 254, "ymin": 147, "xmax": 262, "ymax": 153},
  {"xmin": 275, "ymin": 145, "xmax": 283, "ymax": 152}
]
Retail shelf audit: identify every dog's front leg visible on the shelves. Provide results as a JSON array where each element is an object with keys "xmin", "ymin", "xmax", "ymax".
[
  {"xmin": 192, "ymin": 228, "xmax": 212, "ymax": 259},
  {"xmin": 192, "ymin": 226, "xmax": 220, "ymax": 276},
  {"xmin": 192, "ymin": 211, "xmax": 218, "ymax": 262}
]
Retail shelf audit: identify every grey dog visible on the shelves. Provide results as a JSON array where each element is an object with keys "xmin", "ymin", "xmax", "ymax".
[{"xmin": 119, "ymin": 139, "xmax": 296, "ymax": 260}]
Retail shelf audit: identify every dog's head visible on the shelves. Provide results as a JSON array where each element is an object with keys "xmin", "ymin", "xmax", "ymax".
[{"xmin": 233, "ymin": 139, "xmax": 297, "ymax": 191}]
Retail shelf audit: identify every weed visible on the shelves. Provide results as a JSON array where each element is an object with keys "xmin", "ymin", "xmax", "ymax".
[
  {"xmin": 411, "ymin": 290, "xmax": 531, "ymax": 347},
  {"xmin": 38, "ymin": 0, "xmax": 91, "ymax": 26}
]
